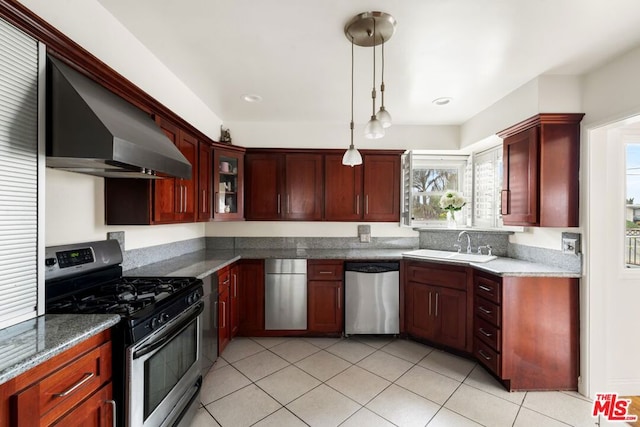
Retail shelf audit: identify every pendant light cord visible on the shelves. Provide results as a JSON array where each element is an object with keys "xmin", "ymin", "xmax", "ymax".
[
  {"xmin": 380, "ymin": 36, "xmax": 385, "ymax": 106},
  {"xmin": 350, "ymin": 34, "xmax": 354, "ymax": 143},
  {"xmin": 371, "ymin": 18, "xmax": 377, "ymax": 116}
]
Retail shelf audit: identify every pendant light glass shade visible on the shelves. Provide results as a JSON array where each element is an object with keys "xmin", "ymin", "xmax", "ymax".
[
  {"xmin": 364, "ymin": 115, "xmax": 384, "ymax": 139},
  {"xmin": 376, "ymin": 106, "xmax": 392, "ymax": 128},
  {"xmin": 342, "ymin": 143, "xmax": 362, "ymax": 166},
  {"xmin": 342, "ymin": 35, "xmax": 362, "ymax": 166}
]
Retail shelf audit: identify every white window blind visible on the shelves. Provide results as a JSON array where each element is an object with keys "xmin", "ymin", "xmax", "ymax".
[
  {"xmin": 473, "ymin": 146, "xmax": 503, "ymax": 228},
  {"xmin": 0, "ymin": 17, "xmax": 40, "ymax": 329}
]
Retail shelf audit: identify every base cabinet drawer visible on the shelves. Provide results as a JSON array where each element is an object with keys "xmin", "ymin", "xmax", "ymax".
[
  {"xmin": 474, "ymin": 317, "xmax": 501, "ymax": 352},
  {"xmin": 12, "ymin": 342, "xmax": 112, "ymax": 426},
  {"xmin": 474, "ymin": 337, "xmax": 501, "ymax": 377},
  {"xmin": 474, "ymin": 297, "xmax": 501, "ymax": 327},
  {"xmin": 0, "ymin": 330, "xmax": 113, "ymax": 427},
  {"xmin": 52, "ymin": 382, "xmax": 113, "ymax": 427}
]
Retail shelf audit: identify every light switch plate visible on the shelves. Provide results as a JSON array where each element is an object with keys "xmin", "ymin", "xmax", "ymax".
[{"xmin": 358, "ymin": 225, "xmax": 371, "ymax": 243}]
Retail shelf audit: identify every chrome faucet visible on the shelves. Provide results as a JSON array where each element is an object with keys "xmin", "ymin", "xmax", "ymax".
[{"xmin": 457, "ymin": 231, "xmax": 472, "ymax": 254}]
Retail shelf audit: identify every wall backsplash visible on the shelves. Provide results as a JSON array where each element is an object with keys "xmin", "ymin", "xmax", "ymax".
[
  {"xmin": 417, "ymin": 229, "xmax": 511, "ymax": 257},
  {"xmin": 121, "ymin": 232, "xmax": 581, "ymax": 274}
]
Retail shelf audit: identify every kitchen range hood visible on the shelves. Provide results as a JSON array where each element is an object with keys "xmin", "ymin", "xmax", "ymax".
[{"xmin": 46, "ymin": 56, "xmax": 191, "ymax": 179}]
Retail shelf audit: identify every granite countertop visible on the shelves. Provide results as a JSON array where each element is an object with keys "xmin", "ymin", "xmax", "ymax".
[
  {"xmin": 125, "ymin": 248, "xmax": 580, "ymax": 278},
  {"xmin": 0, "ymin": 314, "xmax": 120, "ymax": 385}
]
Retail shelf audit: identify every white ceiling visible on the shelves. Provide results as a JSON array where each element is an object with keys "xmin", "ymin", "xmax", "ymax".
[{"xmin": 97, "ymin": 0, "xmax": 640, "ymax": 126}]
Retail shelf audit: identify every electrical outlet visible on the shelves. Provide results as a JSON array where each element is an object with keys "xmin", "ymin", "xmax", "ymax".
[
  {"xmin": 562, "ymin": 238, "xmax": 577, "ymax": 255},
  {"xmin": 357, "ymin": 224, "xmax": 371, "ymax": 243},
  {"xmin": 561, "ymin": 232, "xmax": 580, "ymax": 255}
]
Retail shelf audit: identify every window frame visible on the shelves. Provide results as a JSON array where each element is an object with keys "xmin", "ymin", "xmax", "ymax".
[{"xmin": 402, "ymin": 153, "xmax": 470, "ymax": 227}]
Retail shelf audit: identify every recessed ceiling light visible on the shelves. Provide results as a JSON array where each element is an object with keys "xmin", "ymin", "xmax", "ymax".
[
  {"xmin": 432, "ymin": 97, "xmax": 453, "ymax": 106},
  {"xmin": 242, "ymin": 94, "xmax": 262, "ymax": 103}
]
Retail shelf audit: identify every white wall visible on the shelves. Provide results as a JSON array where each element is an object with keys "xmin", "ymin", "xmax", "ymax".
[
  {"xmin": 20, "ymin": 0, "xmax": 223, "ymax": 141},
  {"xmin": 19, "ymin": 0, "xmax": 221, "ymax": 249},
  {"xmin": 45, "ymin": 169, "xmax": 205, "ymax": 250},
  {"xmin": 582, "ymin": 46, "xmax": 640, "ymax": 127},
  {"xmin": 224, "ymin": 122, "xmax": 460, "ymax": 151}
]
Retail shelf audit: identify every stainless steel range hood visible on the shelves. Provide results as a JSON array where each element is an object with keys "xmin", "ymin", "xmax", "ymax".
[{"xmin": 46, "ymin": 56, "xmax": 191, "ymax": 179}]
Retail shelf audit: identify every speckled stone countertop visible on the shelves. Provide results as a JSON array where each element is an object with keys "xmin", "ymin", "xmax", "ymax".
[
  {"xmin": 0, "ymin": 314, "xmax": 120, "ymax": 385},
  {"xmin": 404, "ymin": 253, "xmax": 581, "ymax": 277},
  {"xmin": 125, "ymin": 248, "xmax": 580, "ymax": 278}
]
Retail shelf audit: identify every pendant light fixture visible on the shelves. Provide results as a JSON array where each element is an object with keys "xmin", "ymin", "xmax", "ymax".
[
  {"xmin": 342, "ymin": 34, "xmax": 362, "ymax": 167},
  {"xmin": 344, "ymin": 12, "xmax": 396, "ymax": 140},
  {"xmin": 376, "ymin": 37, "xmax": 392, "ymax": 128}
]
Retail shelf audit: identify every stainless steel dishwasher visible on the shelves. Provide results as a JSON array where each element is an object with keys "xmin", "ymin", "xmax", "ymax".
[
  {"xmin": 344, "ymin": 261, "xmax": 400, "ymax": 335},
  {"xmin": 265, "ymin": 259, "xmax": 307, "ymax": 330}
]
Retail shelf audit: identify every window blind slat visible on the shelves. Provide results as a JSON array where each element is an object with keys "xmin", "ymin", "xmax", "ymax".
[{"xmin": 0, "ymin": 17, "xmax": 39, "ymax": 328}]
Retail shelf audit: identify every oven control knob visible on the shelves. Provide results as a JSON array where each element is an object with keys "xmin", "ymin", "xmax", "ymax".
[
  {"xmin": 187, "ymin": 291, "xmax": 201, "ymax": 304},
  {"xmin": 160, "ymin": 313, "xmax": 170, "ymax": 323},
  {"xmin": 150, "ymin": 317, "xmax": 159, "ymax": 330}
]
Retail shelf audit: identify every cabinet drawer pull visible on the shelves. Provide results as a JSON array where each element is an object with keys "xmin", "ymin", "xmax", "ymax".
[
  {"xmin": 479, "ymin": 327, "xmax": 493, "ymax": 337},
  {"xmin": 213, "ymin": 301, "xmax": 219, "ymax": 328},
  {"xmin": 53, "ymin": 372, "xmax": 95, "ymax": 397},
  {"xmin": 478, "ymin": 285, "xmax": 493, "ymax": 293},
  {"xmin": 318, "ymin": 271, "xmax": 333, "ymax": 275},
  {"xmin": 428, "ymin": 292, "xmax": 432, "ymax": 316},
  {"xmin": 106, "ymin": 399, "xmax": 117, "ymax": 427},
  {"xmin": 277, "ymin": 194, "xmax": 281, "ymax": 214},
  {"xmin": 365, "ymin": 195, "xmax": 369, "ymax": 215},
  {"xmin": 435, "ymin": 292, "xmax": 439, "ymax": 317},
  {"xmin": 221, "ymin": 301, "xmax": 226, "ymax": 328},
  {"xmin": 478, "ymin": 306, "xmax": 492, "ymax": 315},
  {"xmin": 478, "ymin": 349, "xmax": 492, "ymax": 361}
]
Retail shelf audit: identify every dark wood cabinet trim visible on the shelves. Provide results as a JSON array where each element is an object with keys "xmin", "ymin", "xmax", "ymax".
[{"xmin": 497, "ymin": 113, "xmax": 585, "ymax": 138}]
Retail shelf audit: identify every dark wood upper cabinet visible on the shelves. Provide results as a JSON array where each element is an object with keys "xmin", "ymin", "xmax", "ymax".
[
  {"xmin": 213, "ymin": 148, "xmax": 245, "ymax": 220},
  {"xmin": 245, "ymin": 152, "xmax": 323, "ymax": 221},
  {"xmin": 245, "ymin": 153, "xmax": 284, "ymax": 220},
  {"xmin": 363, "ymin": 154, "xmax": 401, "ymax": 222},
  {"xmin": 284, "ymin": 154, "xmax": 323, "ymax": 220},
  {"xmin": 324, "ymin": 154, "xmax": 363, "ymax": 221},
  {"xmin": 245, "ymin": 149, "xmax": 401, "ymax": 222},
  {"xmin": 197, "ymin": 141, "xmax": 213, "ymax": 221},
  {"xmin": 105, "ymin": 116, "xmax": 198, "ymax": 225},
  {"xmin": 498, "ymin": 113, "xmax": 584, "ymax": 227}
]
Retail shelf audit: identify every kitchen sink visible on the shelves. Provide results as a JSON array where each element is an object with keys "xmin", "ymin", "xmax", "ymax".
[{"xmin": 402, "ymin": 249, "xmax": 497, "ymax": 263}]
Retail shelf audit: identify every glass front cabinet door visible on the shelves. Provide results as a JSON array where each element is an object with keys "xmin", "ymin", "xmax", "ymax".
[{"xmin": 213, "ymin": 148, "xmax": 245, "ymax": 220}]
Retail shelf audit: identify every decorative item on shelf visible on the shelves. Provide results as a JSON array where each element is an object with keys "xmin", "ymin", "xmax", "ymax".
[
  {"xmin": 220, "ymin": 125, "xmax": 232, "ymax": 144},
  {"xmin": 440, "ymin": 191, "xmax": 466, "ymax": 228}
]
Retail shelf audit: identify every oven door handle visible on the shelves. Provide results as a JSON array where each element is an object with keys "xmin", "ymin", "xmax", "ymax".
[{"xmin": 133, "ymin": 302, "xmax": 204, "ymax": 359}]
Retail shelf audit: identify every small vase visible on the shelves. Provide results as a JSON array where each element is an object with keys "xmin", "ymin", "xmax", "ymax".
[{"xmin": 446, "ymin": 211, "xmax": 457, "ymax": 229}]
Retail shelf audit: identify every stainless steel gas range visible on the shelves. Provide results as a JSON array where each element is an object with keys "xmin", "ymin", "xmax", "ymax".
[{"xmin": 44, "ymin": 240, "xmax": 203, "ymax": 427}]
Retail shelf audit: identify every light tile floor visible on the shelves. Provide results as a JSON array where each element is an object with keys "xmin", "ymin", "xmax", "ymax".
[{"xmin": 191, "ymin": 336, "xmax": 622, "ymax": 427}]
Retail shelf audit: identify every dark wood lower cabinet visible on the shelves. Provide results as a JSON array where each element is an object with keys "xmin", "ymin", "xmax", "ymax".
[
  {"xmin": 404, "ymin": 261, "xmax": 472, "ymax": 353},
  {"xmin": 238, "ymin": 260, "xmax": 265, "ymax": 336},
  {"xmin": 218, "ymin": 266, "xmax": 231, "ymax": 354},
  {"xmin": 473, "ymin": 270, "xmax": 579, "ymax": 391},
  {"xmin": 0, "ymin": 330, "xmax": 112, "ymax": 427},
  {"xmin": 405, "ymin": 281, "xmax": 467, "ymax": 351},
  {"xmin": 307, "ymin": 281, "xmax": 342, "ymax": 333}
]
